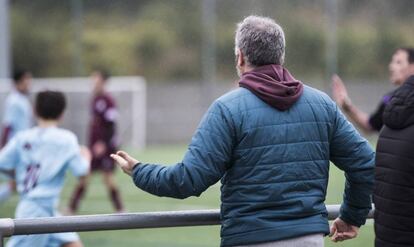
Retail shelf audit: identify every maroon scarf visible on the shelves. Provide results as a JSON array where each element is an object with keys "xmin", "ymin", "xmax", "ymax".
[{"xmin": 239, "ymin": 64, "xmax": 303, "ymax": 111}]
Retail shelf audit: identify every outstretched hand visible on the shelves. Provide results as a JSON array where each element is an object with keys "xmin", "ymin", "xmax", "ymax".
[
  {"xmin": 331, "ymin": 74, "xmax": 350, "ymax": 108},
  {"xmin": 329, "ymin": 218, "xmax": 359, "ymax": 242},
  {"xmin": 79, "ymin": 145, "xmax": 92, "ymax": 163},
  {"xmin": 110, "ymin": 151, "xmax": 140, "ymax": 176}
]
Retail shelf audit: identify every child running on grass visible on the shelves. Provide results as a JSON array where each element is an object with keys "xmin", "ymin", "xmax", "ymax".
[{"xmin": 0, "ymin": 90, "xmax": 90, "ymax": 247}]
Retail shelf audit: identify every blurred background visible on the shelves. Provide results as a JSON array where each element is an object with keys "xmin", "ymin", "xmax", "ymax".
[
  {"xmin": 3, "ymin": 0, "xmax": 414, "ymax": 80},
  {"xmin": 0, "ymin": 0, "xmax": 413, "ymax": 246},
  {"xmin": 0, "ymin": 0, "xmax": 413, "ymax": 145},
  {"xmin": 0, "ymin": 0, "xmax": 414, "ymax": 144}
]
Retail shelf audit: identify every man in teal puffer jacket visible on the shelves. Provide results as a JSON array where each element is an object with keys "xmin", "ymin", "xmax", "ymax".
[{"xmin": 111, "ymin": 16, "xmax": 375, "ymax": 247}]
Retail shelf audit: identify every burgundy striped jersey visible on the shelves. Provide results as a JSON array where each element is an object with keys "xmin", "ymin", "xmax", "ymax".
[{"xmin": 89, "ymin": 93, "xmax": 118, "ymax": 152}]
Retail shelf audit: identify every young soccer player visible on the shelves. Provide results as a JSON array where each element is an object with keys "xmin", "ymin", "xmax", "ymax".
[
  {"xmin": 1, "ymin": 70, "xmax": 33, "ymax": 145},
  {"xmin": 68, "ymin": 70, "xmax": 124, "ymax": 213},
  {"xmin": 0, "ymin": 70, "xmax": 34, "ymax": 204},
  {"xmin": 0, "ymin": 90, "xmax": 90, "ymax": 247}
]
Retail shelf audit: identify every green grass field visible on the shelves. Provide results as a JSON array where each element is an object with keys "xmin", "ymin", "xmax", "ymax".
[{"xmin": 0, "ymin": 145, "xmax": 375, "ymax": 246}]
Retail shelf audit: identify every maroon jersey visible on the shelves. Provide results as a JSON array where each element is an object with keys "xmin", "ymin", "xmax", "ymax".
[{"xmin": 89, "ymin": 93, "xmax": 118, "ymax": 171}]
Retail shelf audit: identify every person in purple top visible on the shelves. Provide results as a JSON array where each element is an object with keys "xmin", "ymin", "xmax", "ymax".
[
  {"xmin": 331, "ymin": 47, "xmax": 414, "ymax": 133},
  {"xmin": 67, "ymin": 70, "xmax": 124, "ymax": 214}
]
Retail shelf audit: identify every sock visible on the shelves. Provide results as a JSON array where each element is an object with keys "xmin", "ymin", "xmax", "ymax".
[
  {"xmin": 69, "ymin": 185, "xmax": 86, "ymax": 212},
  {"xmin": 110, "ymin": 187, "xmax": 124, "ymax": 212}
]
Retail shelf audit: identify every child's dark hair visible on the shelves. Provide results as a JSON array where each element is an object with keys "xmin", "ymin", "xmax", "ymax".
[
  {"xmin": 35, "ymin": 90, "xmax": 66, "ymax": 119},
  {"xmin": 13, "ymin": 69, "xmax": 30, "ymax": 84}
]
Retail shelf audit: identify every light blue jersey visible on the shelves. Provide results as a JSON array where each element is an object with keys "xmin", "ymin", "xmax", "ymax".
[
  {"xmin": 0, "ymin": 126, "xmax": 89, "ymax": 247},
  {"xmin": 2, "ymin": 90, "xmax": 33, "ymax": 142},
  {"xmin": 0, "ymin": 126, "xmax": 88, "ymax": 199}
]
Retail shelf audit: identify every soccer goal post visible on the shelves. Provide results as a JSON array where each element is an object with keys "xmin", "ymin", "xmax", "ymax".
[{"xmin": 0, "ymin": 76, "xmax": 146, "ymax": 150}]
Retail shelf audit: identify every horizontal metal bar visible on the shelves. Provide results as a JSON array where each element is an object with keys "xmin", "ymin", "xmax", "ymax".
[
  {"xmin": 0, "ymin": 204, "xmax": 374, "ymax": 237},
  {"xmin": 11, "ymin": 209, "xmax": 220, "ymax": 236}
]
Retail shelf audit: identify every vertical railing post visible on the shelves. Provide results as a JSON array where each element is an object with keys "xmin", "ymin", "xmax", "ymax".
[{"xmin": 0, "ymin": 218, "xmax": 14, "ymax": 247}]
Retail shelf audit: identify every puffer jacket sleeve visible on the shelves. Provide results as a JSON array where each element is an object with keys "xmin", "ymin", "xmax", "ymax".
[
  {"xmin": 132, "ymin": 100, "xmax": 235, "ymax": 199},
  {"xmin": 329, "ymin": 104, "xmax": 375, "ymax": 227}
]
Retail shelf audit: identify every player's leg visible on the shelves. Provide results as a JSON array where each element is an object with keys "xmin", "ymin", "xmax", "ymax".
[
  {"xmin": 48, "ymin": 231, "xmax": 83, "ymax": 247},
  {"xmin": 9, "ymin": 199, "xmax": 51, "ymax": 247},
  {"xmin": 6, "ymin": 234, "xmax": 48, "ymax": 247},
  {"xmin": 102, "ymin": 171, "xmax": 124, "ymax": 212},
  {"xmin": 67, "ymin": 175, "xmax": 89, "ymax": 214},
  {"xmin": 49, "ymin": 211, "xmax": 83, "ymax": 247},
  {"xmin": 61, "ymin": 242, "xmax": 83, "ymax": 247}
]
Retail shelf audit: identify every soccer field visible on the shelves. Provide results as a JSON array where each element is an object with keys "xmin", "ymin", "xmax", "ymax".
[{"xmin": 0, "ymin": 145, "xmax": 374, "ymax": 246}]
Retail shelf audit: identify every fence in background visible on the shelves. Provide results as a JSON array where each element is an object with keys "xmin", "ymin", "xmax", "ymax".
[
  {"xmin": 146, "ymin": 80, "xmax": 391, "ymax": 144},
  {"xmin": 0, "ymin": 204, "xmax": 374, "ymax": 247},
  {"xmin": 0, "ymin": 77, "xmax": 392, "ymax": 146}
]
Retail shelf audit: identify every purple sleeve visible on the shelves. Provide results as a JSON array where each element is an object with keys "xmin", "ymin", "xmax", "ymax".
[{"xmin": 368, "ymin": 93, "xmax": 392, "ymax": 132}]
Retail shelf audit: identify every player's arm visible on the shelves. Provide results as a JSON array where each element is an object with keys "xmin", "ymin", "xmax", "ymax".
[
  {"xmin": 341, "ymin": 103, "xmax": 374, "ymax": 133},
  {"xmin": 102, "ymin": 105, "xmax": 117, "ymax": 145},
  {"xmin": 93, "ymin": 103, "xmax": 118, "ymax": 156},
  {"xmin": 331, "ymin": 75, "xmax": 374, "ymax": 133},
  {"xmin": 92, "ymin": 121, "xmax": 115, "ymax": 157},
  {"xmin": 0, "ymin": 136, "xmax": 20, "ymax": 176},
  {"xmin": 0, "ymin": 125, "xmax": 12, "ymax": 148},
  {"xmin": 1, "ymin": 102, "xmax": 21, "ymax": 147},
  {"xmin": 68, "ymin": 142, "xmax": 92, "ymax": 178},
  {"xmin": 93, "ymin": 116, "xmax": 115, "ymax": 155}
]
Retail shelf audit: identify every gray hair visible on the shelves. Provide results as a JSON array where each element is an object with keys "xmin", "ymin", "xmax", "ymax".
[{"xmin": 235, "ymin": 16, "xmax": 285, "ymax": 66}]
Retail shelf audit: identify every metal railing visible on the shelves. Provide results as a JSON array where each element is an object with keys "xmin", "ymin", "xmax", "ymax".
[{"xmin": 0, "ymin": 204, "xmax": 374, "ymax": 247}]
